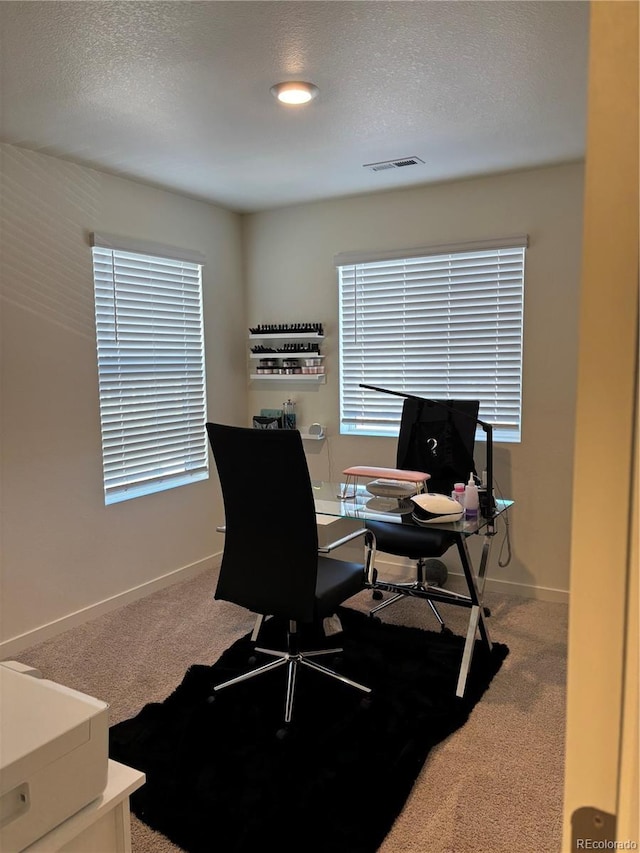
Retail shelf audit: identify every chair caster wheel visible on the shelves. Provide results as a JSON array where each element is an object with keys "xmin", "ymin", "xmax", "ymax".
[
  {"xmin": 440, "ymin": 625, "xmax": 452, "ymax": 635},
  {"xmin": 206, "ymin": 693, "xmax": 216, "ymax": 705},
  {"xmin": 276, "ymin": 726, "xmax": 290, "ymax": 741},
  {"xmin": 360, "ymin": 694, "xmax": 373, "ymax": 711},
  {"xmin": 483, "ymin": 607, "xmax": 491, "ymax": 617},
  {"xmin": 248, "ymin": 655, "xmax": 257, "ymax": 665},
  {"xmin": 372, "ymin": 590, "xmax": 383, "ymax": 600}
]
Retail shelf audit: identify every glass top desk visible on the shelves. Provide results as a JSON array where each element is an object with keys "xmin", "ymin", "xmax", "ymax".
[{"xmin": 311, "ymin": 481, "xmax": 513, "ymax": 697}]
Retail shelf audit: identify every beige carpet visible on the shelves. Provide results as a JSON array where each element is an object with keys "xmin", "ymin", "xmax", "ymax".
[{"xmin": 14, "ymin": 567, "xmax": 568, "ymax": 853}]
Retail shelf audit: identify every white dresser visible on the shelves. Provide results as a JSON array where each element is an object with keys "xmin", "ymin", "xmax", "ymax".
[{"xmin": 0, "ymin": 661, "xmax": 144, "ymax": 852}]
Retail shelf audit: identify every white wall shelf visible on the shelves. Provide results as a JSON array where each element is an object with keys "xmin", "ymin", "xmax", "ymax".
[
  {"xmin": 250, "ymin": 373, "xmax": 326, "ymax": 383},
  {"xmin": 248, "ymin": 322, "xmax": 326, "ymax": 383},
  {"xmin": 249, "ymin": 352, "xmax": 324, "ymax": 359},
  {"xmin": 249, "ymin": 332, "xmax": 324, "ymax": 342}
]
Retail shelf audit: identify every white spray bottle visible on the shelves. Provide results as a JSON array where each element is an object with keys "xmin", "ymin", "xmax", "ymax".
[{"xmin": 464, "ymin": 473, "xmax": 479, "ymax": 517}]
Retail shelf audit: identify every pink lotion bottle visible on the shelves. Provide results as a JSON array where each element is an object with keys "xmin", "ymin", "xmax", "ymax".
[{"xmin": 452, "ymin": 482, "xmax": 466, "ymax": 505}]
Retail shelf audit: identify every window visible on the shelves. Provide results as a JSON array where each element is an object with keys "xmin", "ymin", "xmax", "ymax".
[
  {"xmin": 337, "ymin": 236, "xmax": 527, "ymax": 442},
  {"xmin": 91, "ymin": 234, "xmax": 208, "ymax": 504}
]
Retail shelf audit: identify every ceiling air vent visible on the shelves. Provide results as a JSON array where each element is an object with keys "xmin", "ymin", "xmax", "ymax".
[{"xmin": 364, "ymin": 156, "xmax": 425, "ymax": 172}]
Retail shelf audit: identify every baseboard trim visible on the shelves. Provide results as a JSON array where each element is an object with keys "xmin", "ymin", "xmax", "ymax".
[
  {"xmin": 2, "ymin": 549, "xmax": 568, "ymax": 659},
  {"xmin": 373, "ymin": 557, "xmax": 569, "ymax": 604},
  {"xmin": 0, "ymin": 553, "xmax": 223, "ymax": 659},
  {"xmin": 449, "ymin": 571, "xmax": 569, "ymax": 603}
]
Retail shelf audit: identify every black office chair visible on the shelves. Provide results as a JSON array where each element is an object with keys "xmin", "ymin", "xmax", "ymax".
[
  {"xmin": 367, "ymin": 398, "xmax": 480, "ymax": 629},
  {"xmin": 206, "ymin": 422, "xmax": 375, "ymax": 733}
]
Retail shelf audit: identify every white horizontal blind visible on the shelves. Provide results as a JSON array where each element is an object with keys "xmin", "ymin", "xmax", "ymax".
[
  {"xmin": 338, "ymin": 243, "xmax": 526, "ymax": 441},
  {"xmin": 92, "ymin": 245, "xmax": 208, "ymax": 504}
]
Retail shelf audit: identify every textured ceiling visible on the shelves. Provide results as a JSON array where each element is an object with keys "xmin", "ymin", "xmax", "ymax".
[{"xmin": 0, "ymin": 1, "xmax": 590, "ymax": 213}]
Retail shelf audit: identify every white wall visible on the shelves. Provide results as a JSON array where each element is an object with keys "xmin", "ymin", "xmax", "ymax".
[
  {"xmin": 0, "ymin": 151, "xmax": 584, "ymax": 656},
  {"xmin": 243, "ymin": 163, "xmax": 585, "ymax": 600},
  {"xmin": 0, "ymin": 144, "xmax": 246, "ymax": 654}
]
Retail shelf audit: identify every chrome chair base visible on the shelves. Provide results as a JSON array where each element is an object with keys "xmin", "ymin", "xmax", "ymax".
[
  {"xmin": 369, "ymin": 555, "xmax": 451, "ymax": 627},
  {"xmin": 212, "ymin": 622, "xmax": 372, "ymax": 725},
  {"xmin": 370, "ymin": 581, "xmax": 446, "ymax": 628}
]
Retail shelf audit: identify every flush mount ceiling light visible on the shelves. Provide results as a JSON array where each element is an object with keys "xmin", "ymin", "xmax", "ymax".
[{"xmin": 270, "ymin": 81, "xmax": 319, "ymax": 105}]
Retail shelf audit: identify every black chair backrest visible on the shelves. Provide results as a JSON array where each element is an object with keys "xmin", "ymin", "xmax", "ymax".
[
  {"xmin": 396, "ymin": 398, "xmax": 480, "ymax": 495},
  {"xmin": 206, "ymin": 423, "xmax": 320, "ymax": 623}
]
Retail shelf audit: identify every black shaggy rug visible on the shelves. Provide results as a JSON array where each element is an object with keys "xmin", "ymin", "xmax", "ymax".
[{"xmin": 109, "ymin": 607, "xmax": 508, "ymax": 853}]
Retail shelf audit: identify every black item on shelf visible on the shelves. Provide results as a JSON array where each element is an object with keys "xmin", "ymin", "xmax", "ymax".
[
  {"xmin": 249, "ymin": 322, "xmax": 324, "ymax": 336},
  {"xmin": 250, "ymin": 344, "xmax": 321, "ymax": 354}
]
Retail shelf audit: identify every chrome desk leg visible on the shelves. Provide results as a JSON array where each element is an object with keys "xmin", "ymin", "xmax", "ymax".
[{"xmin": 455, "ymin": 533, "xmax": 494, "ymax": 698}]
